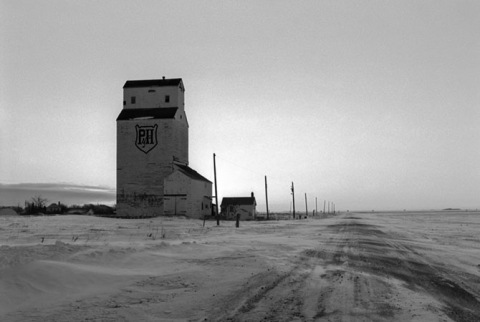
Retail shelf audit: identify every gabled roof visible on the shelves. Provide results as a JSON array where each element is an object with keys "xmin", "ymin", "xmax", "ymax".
[
  {"xmin": 175, "ymin": 164, "xmax": 212, "ymax": 183},
  {"xmin": 221, "ymin": 197, "xmax": 256, "ymax": 207},
  {"xmin": 123, "ymin": 78, "xmax": 183, "ymax": 88},
  {"xmin": 116, "ymin": 107, "xmax": 178, "ymax": 121}
]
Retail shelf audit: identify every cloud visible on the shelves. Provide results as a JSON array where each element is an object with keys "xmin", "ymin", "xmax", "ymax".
[{"xmin": 0, "ymin": 183, "xmax": 116, "ymax": 207}]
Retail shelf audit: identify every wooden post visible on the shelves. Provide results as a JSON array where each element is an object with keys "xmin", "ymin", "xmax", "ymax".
[
  {"xmin": 213, "ymin": 153, "xmax": 219, "ymax": 226},
  {"xmin": 305, "ymin": 193, "xmax": 308, "ymax": 219},
  {"xmin": 265, "ymin": 176, "xmax": 269, "ymax": 220},
  {"xmin": 291, "ymin": 182, "xmax": 296, "ymax": 219}
]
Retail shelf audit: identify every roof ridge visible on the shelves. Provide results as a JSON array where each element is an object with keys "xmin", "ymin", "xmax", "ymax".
[
  {"xmin": 175, "ymin": 164, "xmax": 212, "ymax": 183},
  {"xmin": 123, "ymin": 78, "xmax": 183, "ymax": 88},
  {"xmin": 116, "ymin": 107, "xmax": 178, "ymax": 121}
]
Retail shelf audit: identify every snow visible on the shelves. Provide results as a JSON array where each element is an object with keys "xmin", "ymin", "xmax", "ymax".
[{"xmin": 0, "ymin": 211, "xmax": 479, "ymax": 321}]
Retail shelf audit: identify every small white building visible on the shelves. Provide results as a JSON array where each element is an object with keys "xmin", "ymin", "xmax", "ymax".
[
  {"xmin": 220, "ymin": 193, "xmax": 257, "ymax": 221},
  {"xmin": 163, "ymin": 163, "xmax": 212, "ymax": 219},
  {"xmin": 46, "ymin": 203, "xmax": 62, "ymax": 214}
]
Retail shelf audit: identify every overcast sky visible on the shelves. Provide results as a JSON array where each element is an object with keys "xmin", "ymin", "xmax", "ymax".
[{"xmin": 1, "ymin": 1, "xmax": 479, "ymax": 211}]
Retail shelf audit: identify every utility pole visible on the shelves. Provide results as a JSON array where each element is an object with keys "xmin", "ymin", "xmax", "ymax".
[
  {"xmin": 305, "ymin": 193, "xmax": 308, "ymax": 218},
  {"xmin": 265, "ymin": 176, "xmax": 269, "ymax": 220},
  {"xmin": 315, "ymin": 197, "xmax": 318, "ymax": 217},
  {"xmin": 323, "ymin": 200, "xmax": 326, "ymax": 215},
  {"xmin": 213, "ymin": 153, "xmax": 219, "ymax": 226},
  {"xmin": 291, "ymin": 182, "xmax": 296, "ymax": 219}
]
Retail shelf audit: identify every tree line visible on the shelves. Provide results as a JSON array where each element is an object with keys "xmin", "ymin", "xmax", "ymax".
[{"xmin": 13, "ymin": 195, "xmax": 116, "ymax": 215}]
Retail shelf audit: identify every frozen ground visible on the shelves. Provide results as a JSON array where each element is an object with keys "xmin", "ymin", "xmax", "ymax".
[{"xmin": 0, "ymin": 211, "xmax": 479, "ymax": 321}]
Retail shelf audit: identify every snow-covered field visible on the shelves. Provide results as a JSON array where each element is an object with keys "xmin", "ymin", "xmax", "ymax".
[{"xmin": 1, "ymin": 211, "xmax": 479, "ymax": 321}]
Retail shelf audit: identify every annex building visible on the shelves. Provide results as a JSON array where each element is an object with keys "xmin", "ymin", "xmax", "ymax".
[{"xmin": 116, "ymin": 77, "xmax": 211, "ymax": 218}]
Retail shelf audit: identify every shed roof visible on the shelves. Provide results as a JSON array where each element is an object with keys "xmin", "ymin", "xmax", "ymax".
[
  {"xmin": 123, "ymin": 78, "xmax": 183, "ymax": 88},
  {"xmin": 221, "ymin": 197, "xmax": 256, "ymax": 207},
  {"xmin": 175, "ymin": 164, "xmax": 212, "ymax": 183},
  {"xmin": 116, "ymin": 107, "xmax": 178, "ymax": 121}
]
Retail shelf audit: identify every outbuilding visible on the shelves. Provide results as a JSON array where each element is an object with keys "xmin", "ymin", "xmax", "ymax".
[
  {"xmin": 46, "ymin": 203, "xmax": 62, "ymax": 214},
  {"xmin": 163, "ymin": 162, "xmax": 212, "ymax": 219},
  {"xmin": 220, "ymin": 193, "xmax": 257, "ymax": 220}
]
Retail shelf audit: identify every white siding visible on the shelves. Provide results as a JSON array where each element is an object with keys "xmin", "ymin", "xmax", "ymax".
[
  {"xmin": 116, "ymin": 117, "xmax": 188, "ymax": 217},
  {"xmin": 123, "ymin": 86, "xmax": 184, "ymax": 111},
  {"xmin": 164, "ymin": 170, "xmax": 212, "ymax": 219},
  {"xmin": 224, "ymin": 204, "xmax": 256, "ymax": 220}
]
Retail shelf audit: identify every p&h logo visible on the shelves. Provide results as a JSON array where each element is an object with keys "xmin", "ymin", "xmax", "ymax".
[{"xmin": 135, "ymin": 124, "xmax": 158, "ymax": 154}]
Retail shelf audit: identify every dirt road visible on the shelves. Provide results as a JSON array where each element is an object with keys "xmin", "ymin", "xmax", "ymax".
[
  {"xmin": 1, "ymin": 212, "xmax": 480, "ymax": 322},
  {"xmin": 203, "ymin": 213, "xmax": 480, "ymax": 322}
]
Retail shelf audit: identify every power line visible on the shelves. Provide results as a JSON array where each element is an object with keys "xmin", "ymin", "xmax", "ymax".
[
  {"xmin": 214, "ymin": 154, "xmax": 265, "ymax": 178},
  {"xmin": 215, "ymin": 154, "xmax": 292, "ymax": 187},
  {"xmin": 214, "ymin": 153, "xmax": 333, "ymax": 211}
]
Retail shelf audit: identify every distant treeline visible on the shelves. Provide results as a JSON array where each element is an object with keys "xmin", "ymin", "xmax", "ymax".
[{"xmin": 7, "ymin": 195, "xmax": 116, "ymax": 215}]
